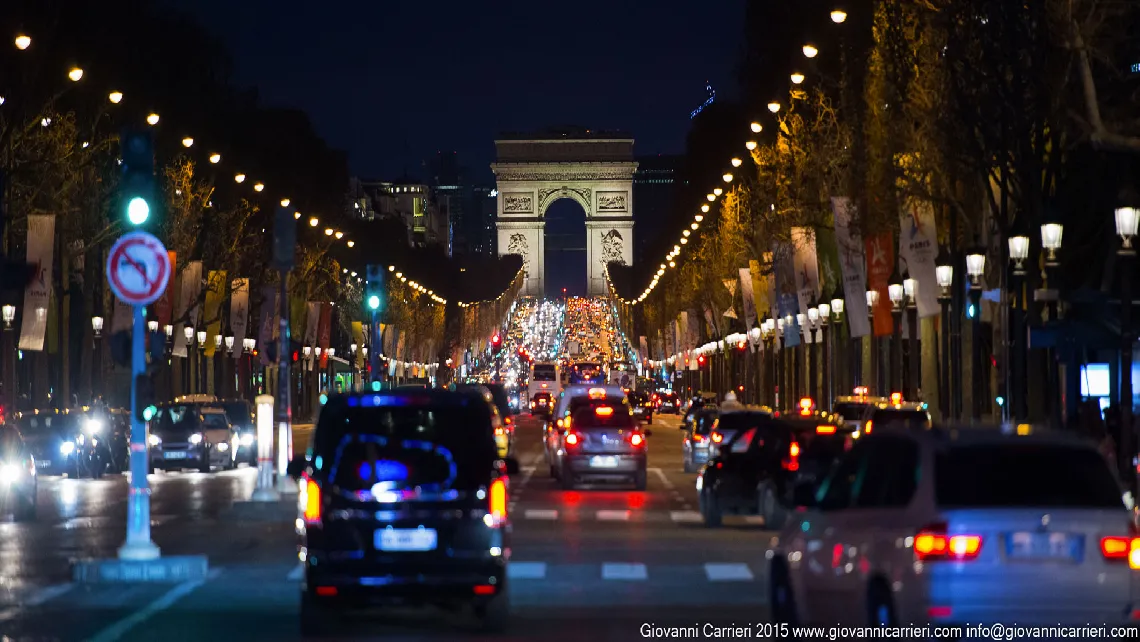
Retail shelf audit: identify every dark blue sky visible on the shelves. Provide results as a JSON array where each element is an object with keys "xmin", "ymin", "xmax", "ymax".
[{"xmin": 170, "ymin": 0, "xmax": 744, "ymax": 182}]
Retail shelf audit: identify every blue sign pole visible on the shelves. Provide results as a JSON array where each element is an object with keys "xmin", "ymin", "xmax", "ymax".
[{"xmin": 119, "ymin": 304, "xmax": 159, "ymax": 560}]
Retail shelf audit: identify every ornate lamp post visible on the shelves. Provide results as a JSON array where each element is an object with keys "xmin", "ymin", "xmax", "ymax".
[
  {"xmin": 807, "ymin": 306, "xmax": 821, "ymax": 403},
  {"xmin": 749, "ymin": 323, "xmax": 762, "ymax": 405},
  {"xmin": 936, "ymin": 247, "xmax": 954, "ymax": 420},
  {"xmin": 866, "ymin": 289, "xmax": 880, "ymax": 393},
  {"xmin": 966, "ymin": 247, "xmax": 986, "ymax": 420},
  {"xmin": 903, "ymin": 272, "xmax": 918, "ymax": 400},
  {"xmin": 91, "ymin": 316, "xmax": 104, "ymax": 339},
  {"xmin": 2, "ymin": 305, "xmax": 15, "ymax": 413},
  {"xmin": 796, "ymin": 313, "xmax": 807, "ymax": 403},
  {"xmin": 1115, "ymin": 205, "xmax": 1139, "ymax": 488},
  {"xmin": 817, "ymin": 298, "xmax": 833, "ymax": 408},
  {"xmin": 888, "ymin": 268, "xmax": 905, "ymax": 394},
  {"xmin": 349, "ymin": 342, "xmax": 358, "ymax": 392},
  {"xmin": 183, "ymin": 325, "xmax": 195, "ymax": 394},
  {"xmin": 1007, "ymin": 231, "xmax": 1030, "ymax": 422},
  {"xmin": 829, "ymin": 287, "xmax": 845, "ymax": 396},
  {"xmin": 775, "ymin": 317, "xmax": 785, "ymax": 409}
]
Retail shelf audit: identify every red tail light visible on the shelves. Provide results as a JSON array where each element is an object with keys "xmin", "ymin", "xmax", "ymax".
[
  {"xmin": 692, "ymin": 434, "xmax": 705, "ymax": 443},
  {"xmin": 782, "ymin": 442, "xmax": 801, "ymax": 471},
  {"xmin": 711, "ymin": 432, "xmax": 724, "ymax": 443},
  {"xmin": 315, "ymin": 586, "xmax": 338, "ymax": 597},
  {"xmin": 630, "ymin": 433, "xmax": 644, "ymax": 447},
  {"xmin": 564, "ymin": 432, "xmax": 580, "ymax": 446},
  {"xmin": 488, "ymin": 478, "xmax": 507, "ymax": 527},
  {"xmin": 303, "ymin": 478, "xmax": 321, "ymax": 525},
  {"xmin": 914, "ymin": 523, "xmax": 982, "ymax": 561},
  {"xmin": 816, "ymin": 425, "xmax": 837, "ymax": 434},
  {"xmin": 494, "ymin": 426, "xmax": 506, "ymax": 437},
  {"xmin": 504, "ymin": 417, "xmax": 513, "ymax": 425},
  {"xmin": 1100, "ymin": 534, "xmax": 1140, "ymax": 569}
]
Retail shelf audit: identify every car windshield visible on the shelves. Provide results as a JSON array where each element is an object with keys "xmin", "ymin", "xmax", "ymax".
[
  {"xmin": 694, "ymin": 413, "xmax": 717, "ymax": 435},
  {"xmin": 936, "ymin": 443, "xmax": 1123, "ymax": 508},
  {"xmin": 18, "ymin": 413, "xmax": 75, "ymax": 435},
  {"xmin": 314, "ymin": 399, "xmax": 497, "ymax": 493},
  {"xmin": 533, "ymin": 365, "xmax": 557, "ymax": 381},
  {"xmin": 155, "ymin": 405, "xmax": 200, "ymax": 430},
  {"xmin": 201, "ymin": 413, "xmax": 229, "ymax": 430},
  {"xmin": 572, "ymin": 405, "xmax": 634, "ymax": 429},
  {"xmin": 871, "ymin": 409, "xmax": 930, "ymax": 429}
]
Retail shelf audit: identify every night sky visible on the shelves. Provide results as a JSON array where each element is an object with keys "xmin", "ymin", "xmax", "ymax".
[{"xmin": 168, "ymin": 0, "xmax": 744, "ymax": 182}]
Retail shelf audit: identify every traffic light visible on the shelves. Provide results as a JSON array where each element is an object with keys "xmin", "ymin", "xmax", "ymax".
[
  {"xmin": 119, "ymin": 128, "xmax": 156, "ymax": 227},
  {"xmin": 134, "ymin": 373, "xmax": 157, "ymax": 422},
  {"xmin": 365, "ymin": 265, "xmax": 385, "ymax": 313},
  {"xmin": 491, "ymin": 333, "xmax": 503, "ymax": 354},
  {"xmin": 697, "ymin": 354, "xmax": 707, "ymax": 368}
]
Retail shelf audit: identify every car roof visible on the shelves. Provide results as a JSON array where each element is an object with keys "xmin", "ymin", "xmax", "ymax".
[
  {"xmin": 201, "ymin": 407, "xmax": 227, "ymax": 415},
  {"xmin": 870, "ymin": 424, "xmax": 1098, "ymax": 450}
]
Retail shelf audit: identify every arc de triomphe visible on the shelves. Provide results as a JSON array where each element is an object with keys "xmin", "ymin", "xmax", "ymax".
[{"xmin": 492, "ymin": 130, "xmax": 636, "ymax": 297}]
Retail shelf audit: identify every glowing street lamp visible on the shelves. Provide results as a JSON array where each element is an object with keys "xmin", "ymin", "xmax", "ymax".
[
  {"xmin": 746, "ymin": 141, "xmax": 758, "ymax": 151},
  {"xmin": 790, "ymin": 73, "xmax": 805, "ymax": 84},
  {"xmin": 68, "ymin": 67, "xmax": 84, "ymax": 82},
  {"xmin": 209, "ymin": 153, "xmax": 221, "ymax": 164},
  {"xmin": 181, "ymin": 137, "xmax": 194, "ymax": 148},
  {"xmin": 234, "ymin": 173, "xmax": 246, "ymax": 183},
  {"xmin": 722, "ymin": 173, "xmax": 733, "ymax": 183},
  {"xmin": 108, "ymin": 91, "xmax": 123, "ymax": 104},
  {"xmin": 750, "ymin": 122, "xmax": 762, "ymax": 133},
  {"xmin": 831, "ymin": 9, "xmax": 848, "ymax": 23},
  {"xmin": 731, "ymin": 157, "xmax": 742, "ymax": 167},
  {"xmin": 803, "ymin": 44, "xmax": 819, "ymax": 58},
  {"xmin": 768, "ymin": 102, "xmax": 781, "ymax": 113},
  {"xmin": 14, "ymin": 34, "xmax": 31, "ymax": 50},
  {"xmin": 146, "ymin": 113, "xmax": 160, "ymax": 126}
]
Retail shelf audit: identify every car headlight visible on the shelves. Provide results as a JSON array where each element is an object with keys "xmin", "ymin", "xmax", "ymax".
[
  {"xmin": 0, "ymin": 464, "xmax": 20, "ymax": 484},
  {"xmin": 189, "ymin": 433, "xmax": 203, "ymax": 445},
  {"xmin": 59, "ymin": 441, "xmax": 76, "ymax": 455},
  {"xmin": 85, "ymin": 418, "xmax": 103, "ymax": 435},
  {"xmin": 240, "ymin": 432, "xmax": 255, "ymax": 447},
  {"xmin": 148, "ymin": 434, "xmax": 161, "ymax": 446}
]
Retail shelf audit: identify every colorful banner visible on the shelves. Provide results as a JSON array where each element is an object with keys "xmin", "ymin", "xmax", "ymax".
[
  {"xmin": 816, "ymin": 227, "xmax": 843, "ymax": 303},
  {"xmin": 172, "ymin": 261, "xmax": 202, "ymax": 358},
  {"xmin": 318, "ymin": 303, "xmax": 332, "ymax": 367},
  {"xmin": 229, "ymin": 278, "xmax": 249, "ymax": 359},
  {"xmin": 791, "ymin": 227, "xmax": 820, "ymax": 344},
  {"xmin": 304, "ymin": 302, "xmax": 320, "ymax": 347},
  {"xmin": 154, "ymin": 252, "xmax": 177, "ymax": 329},
  {"xmin": 899, "ymin": 199, "xmax": 941, "ymax": 318},
  {"xmin": 203, "ymin": 270, "xmax": 226, "ymax": 357},
  {"xmin": 258, "ymin": 286, "xmax": 277, "ymax": 366},
  {"xmin": 678, "ymin": 312, "xmax": 690, "ymax": 351},
  {"xmin": 832, "ymin": 197, "xmax": 871, "ymax": 338},
  {"xmin": 351, "ymin": 322, "xmax": 365, "ymax": 368},
  {"xmin": 19, "ymin": 215, "xmax": 55, "ymax": 351},
  {"xmin": 638, "ymin": 336, "xmax": 648, "ymax": 361},
  {"xmin": 739, "ymin": 267, "xmax": 758, "ymax": 350},
  {"xmin": 773, "ymin": 244, "xmax": 801, "ymax": 348},
  {"xmin": 865, "ymin": 233, "xmax": 896, "ymax": 337}
]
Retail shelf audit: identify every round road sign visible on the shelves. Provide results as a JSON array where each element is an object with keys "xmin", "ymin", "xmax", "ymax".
[{"xmin": 106, "ymin": 231, "xmax": 171, "ymax": 306}]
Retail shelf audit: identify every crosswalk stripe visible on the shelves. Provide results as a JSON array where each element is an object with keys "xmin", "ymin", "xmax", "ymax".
[
  {"xmin": 602, "ymin": 563, "xmax": 648, "ymax": 581},
  {"xmin": 669, "ymin": 510, "xmax": 703, "ymax": 523},
  {"xmin": 524, "ymin": 509, "xmax": 559, "ymax": 520},
  {"xmin": 704, "ymin": 563, "xmax": 754, "ymax": 582},
  {"xmin": 507, "ymin": 562, "xmax": 547, "ymax": 580},
  {"xmin": 596, "ymin": 510, "xmax": 630, "ymax": 521}
]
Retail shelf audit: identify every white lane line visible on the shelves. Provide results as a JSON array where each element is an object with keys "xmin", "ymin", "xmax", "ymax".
[
  {"xmin": 507, "ymin": 562, "xmax": 547, "ymax": 580},
  {"xmin": 287, "ymin": 565, "xmax": 304, "ymax": 581},
  {"xmin": 596, "ymin": 510, "xmax": 630, "ymax": 521},
  {"xmin": 25, "ymin": 583, "xmax": 74, "ymax": 606},
  {"xmin": 523, "ymin": 509, "xmax": 559, "ymax": 520},
  {"xmin": 602, "ymin": 563, "xmax": 648, "ymax": 581},
  {"xmin": 513, "ymin": 465, "xmax": 537, "ymax": 495},
  {"xmin": 669, "ymin": 510, "xmax": 703, "ymax": 523},
  {"xmin": 649, "ymin": 467, "xmax": 673, "ymax": 489},
  {"xmin": 87, "ymin": 569, "xmax": 220, "ymax": 642},
  {"xmin": 704, "ymin": 563, "xmax": 755, "ymax": 582}
]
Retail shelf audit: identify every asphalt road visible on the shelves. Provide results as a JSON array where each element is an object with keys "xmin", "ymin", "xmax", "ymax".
[{"xmin": 1, "ymin": 413, "xmax": 777, "ymax": 641}]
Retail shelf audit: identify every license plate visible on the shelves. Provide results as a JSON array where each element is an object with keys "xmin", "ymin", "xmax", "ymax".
[
  {"xmin": 590, "ymin": 456, "xmax": 619, "ymax": 468},
  {"xmin": 375, "ymin": 528, "xmax": 437, "ymax": 552},
  {"xmin": 1006, "ymin": 532, "xmax": 1082, "ymax": 561},
  {"xmin": 36, "ymin": 460, "xmax": 51, "ymax": 468},
  {"xmin": 163, "ymin": 451, "xmax": 188, "ymax": 460}
]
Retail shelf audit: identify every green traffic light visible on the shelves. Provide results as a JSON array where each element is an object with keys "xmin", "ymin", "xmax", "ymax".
[
  {"xmin": 371, "ymin": 380, "xmax": 381, "ymax": 391},
  {"xmin": 367, "ymin": 294, "xmax": 381, "ymax": 310},
  {"xmin": 127, "ymin": 197, "xmax": 150, "ymax": 225},
  {"xmin": 142, "ymin": 405, "xmax": 157, "ymax": 421}
]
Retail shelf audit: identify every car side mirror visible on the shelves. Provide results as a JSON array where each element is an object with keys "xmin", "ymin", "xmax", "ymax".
[
  {"xmin": 503, "ymin": 456, "xmax": 520, "ymax": 475},
  {"xmin": 286, "ymin": 455, "xmax": 308, "ymax": 480},
  {"xmin": 791, "ymin": 481, "xmax": 818, "ymax": 508}
]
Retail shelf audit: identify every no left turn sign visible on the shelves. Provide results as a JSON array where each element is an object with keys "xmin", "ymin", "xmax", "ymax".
[{"xmin": 106, "ymin": 231, "xmax": 171, "ymax": 306}]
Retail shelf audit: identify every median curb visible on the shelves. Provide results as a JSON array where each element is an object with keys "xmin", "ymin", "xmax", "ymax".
[{"xmin": 72, "ymin": 555, "xmax": 209, "ymax": 583}]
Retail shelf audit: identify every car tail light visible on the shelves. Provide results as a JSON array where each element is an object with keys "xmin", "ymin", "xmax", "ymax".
[
  {"xmin": 711, "ymin": 432, "xmax": 724, "ymax": 443},
  {"xmin": 595, "ymin": 407, "xmax": 614, "ymax": 417},
  {"xmin": 1100, "ymin": 534, "xmax": 1140, "ymax": 569},
  {"xmin": 864, "ymin": 420, "xmax": 873, "ymax": 434},
  {"xmin": 629, "ymin": 433, "xmax": 644, "ymax": 447},
  {"xmin": 504, "ymin": 417, "xmax": 513, "ymax": 426},
  {"xmin": 315, "ymin": 586, "xmax": 338, "ymax": 597},
  {"xmin": 782, "ymin": 442, "xmax": 801, "ymax": 471},
  {"xmin": 693, "ymin": 434, "xmax": 705, "ymax": 443},
  {"xmin": 564, "ymin": 432, "xmax": 580, "ymax": 446},
  {"xmin": 488, "ymin": 478, "xmax": 507, "ymax": 527},
  {"xmin": 816, "ymin": 425, "xmax": 837, "ymax": 434},
  {"xmin": 556, "ymin": 418, "xmax": 564, "ymax": 428},
  {"xmin": 913, "ymin": 523, "xmax": 982, "ymax": 561},
  {"xmin": 494, "ymin": 426, "xmax": 506, "ymax": 437},
  {"xmin": 303, "ymin": 478, "xmax": 321, "ymax": 525}
]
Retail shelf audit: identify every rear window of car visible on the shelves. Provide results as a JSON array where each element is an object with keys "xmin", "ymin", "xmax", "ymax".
[
  {"xmin": 715, "ymin": 412, "xmax": 769, "ymax": 434},
  {"xmin": 795, "ymin": 429, "xmax": 849, "ymax": 464},
  {"xmin": 871, "ymin": 409, "xmax": 931, "ymax": 428},
  {"xmin": 314, "ymin": 401, "xmax": 497, "ymax": 492},
  {"xmin": 572, "ymin": 405, "xmax": 634, "ymax": 429},
  {"xmin": 567, "ymin": 396, "xmax": 628, "ymax": 417},
  {"xmin": 832, "ymin": 403, "xmax": 871, "ymax": 421},
  {"xmin": 935, "ymin": 443, "xmax": 1123, "ymax": 508},
  {"xmin": 694, "ymin": 413, "xmax": 717, "ymax": 435}
]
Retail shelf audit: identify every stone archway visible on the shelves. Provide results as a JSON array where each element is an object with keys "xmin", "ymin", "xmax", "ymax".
[{"xmin": 492, "ymin": 129, "xmax": 637, "ymax": 296}]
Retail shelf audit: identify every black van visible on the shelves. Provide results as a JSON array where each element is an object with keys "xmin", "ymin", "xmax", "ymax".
[{"xmin": 290, "ymin": 389, "xmax": 519, "ymax": 636}]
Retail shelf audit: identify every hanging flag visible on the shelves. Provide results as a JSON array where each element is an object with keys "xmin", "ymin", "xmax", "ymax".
[
  {"xmin": 638, "ymin": 336, "xmax": 648, "ymax": 360},
  {"xmin": 111, "ymin": 298, "xmax": 132, "ymax": 333},
  {"xmin": 290, "ymin": 295, "xmax": 307, "ymax": 345},
  {"xmin": 172, "ymin": 261, "xmax": 202, "ymax": 358},
  {"xmin": 258, "ymin": 286, "xmax": 277, "ymax": 366},
  {"xmin": 351, "ymin": 322, "xmax": 365, "ymax": 369},
  {"xmin": 832, "ymin": 197, "xmax": 871, "ymax": 338},
  {"xmin": 678, "ymin": 312, "xmax": 690, "ymax": 351},
  {"xmin": 203, "ymin": 271, "xmax": 227, "ymax": 357},
  {"xmin": 791, "ymin": 227, "xmax": 820, "ymax": 343},
  {"xmin": 722, "ymin": 278, "xmax": 737, "ymax": 298},
  {"xmin": 739, "ymin": 268, "xmax": 757, "ymax": 350},
  {"xmin": 773, "ymin": 244, "xmax": 801, "ymax": 348},
  {"xmin": 318, "ymin": 303, "xmax": 333, "ymax": 367},
  {"xmin": 229, "ymin": 278, "xmax": 249, "ymax": 359},
  {"xmin": 304, "ymin": 302, "xmax": 320, "ymax": 347},
  {"xmin": 865, "ymin": 234, "xmax": 895, "ymax": 337},
  {"xmin": 899, "ymin": 198, "xmax": 941, "ymax": 318},
  {"xmin": 155, "ymin": 252, "xmax": 177, "ymax": 329},
  {"xmin": 19, "ymin": 215, "xmax": 55, "ymax": 351}
]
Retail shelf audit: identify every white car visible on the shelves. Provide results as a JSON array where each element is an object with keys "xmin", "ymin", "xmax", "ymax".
[{"xmin": 768, "ymin": 426, "xmax": 1138, "ymax": 627}]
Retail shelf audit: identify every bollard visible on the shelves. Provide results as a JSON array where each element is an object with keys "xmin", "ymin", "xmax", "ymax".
[
  {"xmin": 251, "ymin": 394, "xmax": 279, "ymax": 501},
  {"xmin": 277, "ymin": 419, "xmax": 297, "ymax": 494}
]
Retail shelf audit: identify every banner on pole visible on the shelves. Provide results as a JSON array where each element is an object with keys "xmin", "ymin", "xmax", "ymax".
[
  {"xmin": 791, "ymin": 227, "xmax": 820, "ymax": 343},
  {"xmin": 172, "ymin": 261, "xmax": 202, "ymax": 358},
  {"xmin": 774, "ymin": 244, "xmax": 801, "ymax": 348},
  {"xmin": 832, "ymin": 197, "xmax": 871, "ymax": 338},
  {"xmin": 19, "ymin": 215, "xmax": 55, "ymax": 351},
  {"xmin": 155, "ymin": 251, "xmax": 177, "ymax": 329},
  {"xmin": 258, "ymin": 286, "xmax": 277, "ymax": 366},
  {"xmin": 899, "ymin": 199, "xmax": 941, "ymax": 318},
  {"xmin": 318, "ymin": 303, "xmax": 332, "ymax": 367},
  {"xmin": 865, "ymin": 234, "xmax": 895, "ymax": 337},
  {"xmin": 229, "ymin": 278, "xmax": 249, "ymax": 359},
  {"xmin": 203, "ymin": 270, "xmax": 226, "ymax": 357}
]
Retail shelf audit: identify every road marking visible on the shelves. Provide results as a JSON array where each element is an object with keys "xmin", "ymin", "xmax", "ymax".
[
  {"xmin": 742, "ymin": 515, "xmax": 767, "ymax": 526},
  {"xmin": 287, "ymin": 565, "xmax": 304, "ymax": 581},
  {"xmin": 669, "ymin": 510, "xmax": 702, "ymax": 523},
  {"xmin": 507, "ymin": 562, "xmax": 546, "ymax": 580},
  {"xmin": 513, "ymin": 464, "xmax": 537, "ymax": 494},
  {"xmin": 602, "ymin": 563, "xmax": 647, "ymax": 581},
  {"xmin": 596, "ymin": 510, "xmax": 630, "ymax": 521},
  {"xmin": 704, "ymin": 563, "xmax": 755, "ymax": 582},
  {"xmin": 24, "ymin": 583, "xmax": 74, "ymax": 606},
  {"xmin": 87, "ymin": 569, "xmax": 219, "ymax": 642},
  {"xmin": 524, "ymin": 509, "xmax": 559, "ymax": 520},
  {"xmin": 649, "ymin": 467, "xmax": 673, "ymax": 489}
]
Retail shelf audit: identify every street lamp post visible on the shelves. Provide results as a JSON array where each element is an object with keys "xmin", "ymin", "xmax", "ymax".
[
  {"xmin": 776, "ymin": 317, "xmax": 786, "ymax": 410},
  {"xmin": 796, "ymin": 313, "xmax": 807, "ymax": 403},
  {"xmin": 817, "ymin": 299, "xmax": 831, "ymax": 409},
  {"xmin": 749, "ymin": 323, "xmax": 762, "ymax": 405},
  {"xmin": 182, "ymin": 325, "xmax": 194, "ymax": 394},
  {"xmin": 196, "ymin": 330, "xmax": 207, "ymax": 393},
  {"xmin": 1039, "ymin": 220, "xmax": 1064, "ymax": 428},
  {"xmin": 1008, "ymin": 232, "xmax": 1030, "ymax": 423},
  {"xmin": 349, "ymin": 342, "xmax": 358, "ymax": 392},
  {"xmin": 807, "ymin": 308, "xmax": 820, "ymax": 402},
  {"xmin": 888, "ymin": 268, "xmax": 905, "ymax": 395},
  {"xmin": 2, "ymin": 304, "xmax": 14, "ymax": 414},
  {"xmin": 966, "ymin": 247, "xmax": 987, "ymax": 421},
  {"xmin": 866, "ymin": 289, "xmax": 880, "ymax": 393},
  {"xmin": 830, "ymin": 287, "xmax": 845, "ymax": 399},
  {"xmin": 936, "ymin": 248, "xmax": 954, "ymax": 420},
  {"xmin": 903, "ymin": 272, "xmax": 918, "ymax": 400},
  {"xmin": 1115, "ymin": 206, "xmax": 1139, "ymax": 490}
]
